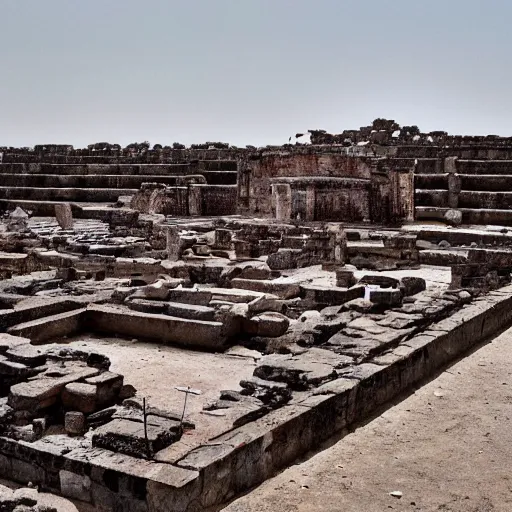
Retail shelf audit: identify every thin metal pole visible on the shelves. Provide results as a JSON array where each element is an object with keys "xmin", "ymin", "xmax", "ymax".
[
  {"xmin": 180, "ymin": 387, "xmax": 190, "ymax": 431},
  {"xmin": 143, "ymin": 397, "xmax": 150, "ymax": 459}
]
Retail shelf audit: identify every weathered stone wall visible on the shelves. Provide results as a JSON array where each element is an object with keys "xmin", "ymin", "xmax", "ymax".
[
  {"xmin": 241, "ymin": 149, "xmax": 373, "ymax": 217},
  {"xmin": 314, "ymin": 182, "xmax": 370, "ymax": 222},
  {"xmin": 200, "ymin": 185, "xmax": 237, "ymax": 216}
]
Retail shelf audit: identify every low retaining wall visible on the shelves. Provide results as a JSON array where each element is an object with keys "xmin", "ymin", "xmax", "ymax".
[
  {"xmin": 86, "ymin": 305, "xmax": 230, "ymax": 350},
  {"xmin": 1, "ymin": 286, "xmax": 512, "ymax": 510}
]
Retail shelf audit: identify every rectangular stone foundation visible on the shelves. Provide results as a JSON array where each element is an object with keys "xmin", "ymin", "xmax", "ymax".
[{"xmin": 1, "ymin": 285, "xmax": 512, "ymax": 511}]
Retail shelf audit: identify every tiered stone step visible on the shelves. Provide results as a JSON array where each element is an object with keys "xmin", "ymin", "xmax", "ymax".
[
  {"xmin": 8, "ymin": 308, "xmax": 86, "ymax": 343},
  {"xmin": 414, "ymin": 159, "xmax": 512, "ymax": 224},
  {"xmin": 0, "ymin": 163, "xmax": 237, "ymax": 184},
  {"xmin": 0, "ymin": 173, "xmax": 235, "ymax": 188},
  {"xmin": 454, "ymin": 159, "xmax": 512, "ymax": 174},
  {"xmin": 415, "ymin": 206, "xmax": 512, "ymax": 226},
  {"xmin": 414, "ymin": 159, "xmax": 512, "ymax": 175},
  {"xmin": 415, "ymin": 190, "xmax": 512, "ymax": 209},
  {"xmin": 416, "ymin": 173, "xmax": 512, "ymax": 191},
  {"xmin": 0, "ymin": 297, "xmax": 84, "ymax": 331},
  {"xmin": 416, "ymin": 226, "xmax": 512, "ymax": 247},
  {"xmin": 0, "ymin": 186, "xmax": 138, "ymax": 202}
]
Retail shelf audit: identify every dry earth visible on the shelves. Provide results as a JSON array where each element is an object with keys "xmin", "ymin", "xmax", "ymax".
[{"xmin": 224, "ymin": 326, "xmax": 512, "ymax": 512}]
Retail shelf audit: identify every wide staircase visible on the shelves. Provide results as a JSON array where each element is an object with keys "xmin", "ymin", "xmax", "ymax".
[
  {"xmin": 414, "ymin": 158, "xmax": 512, "ymax": 226},
  {"xmin": 0, "ymin": 159, "xmax": 238, "ymax": 216}
]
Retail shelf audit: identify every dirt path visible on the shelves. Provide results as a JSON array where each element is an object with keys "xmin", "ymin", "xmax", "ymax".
[{"xmin": 224, "ymin": 326, "xmax": 512, "ymax": 512}]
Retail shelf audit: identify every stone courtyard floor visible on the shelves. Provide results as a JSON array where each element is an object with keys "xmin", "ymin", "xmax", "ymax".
[{"xmin": 224, "ymin": 323, "xmax": 512, "ymax": 512}]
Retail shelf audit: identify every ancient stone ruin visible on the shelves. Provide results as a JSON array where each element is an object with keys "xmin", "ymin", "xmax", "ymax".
[{"xmin": 1, "ymin": 119, "xmax": 512, "ymax": 510}]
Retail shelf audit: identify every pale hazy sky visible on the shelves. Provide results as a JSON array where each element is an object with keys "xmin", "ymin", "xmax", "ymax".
[{"xmin": 1, "ymin": 0, "xmax": 511, "ymax": 148}]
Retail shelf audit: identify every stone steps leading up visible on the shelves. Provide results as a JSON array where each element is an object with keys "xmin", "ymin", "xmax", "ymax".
[
  {"xmin": 0, "ymin": 162, "xmax": 237, "ymax": 178},
  {"xmin": 0, "ymin": 173, "xmax": 236, "ymax": 188},
  {"xmin": 416, "ymin": 227, "xmax": 512, "ymax": 247},
  {"xmin": 414, "ymin": 159, "xmax": 512, "ymax": 175},
  {"xmin": 0, "ymin": 186, "xmax": 137, "ymax": 202},
  {"xmin": 0, "ymin": 297, "xmax": 85, "ymax": 331},
  {"xmin": 414, "ymin": 158, "xmax": 512, "ymax": 226},
  {"xmin": 415, "ymin": 173, "xmax": 512, "ymax": 191},
  {"xmin": 415, "ymin": 206, "xmax": 512, "ymax": 226},
  {"xmin": 415, "ymin": 189, "xmax": 448, "ymax": 207},
  {"xmin": 416, "ymin": 189, "xmax": 512, "ymax": 209},
  {"xmin": 7, "ymin": 308, "xmax": 86, "ymax": 344},
  {"xmin": 457, "ymin": 159, "xmax": 512, "ymax": 174}
]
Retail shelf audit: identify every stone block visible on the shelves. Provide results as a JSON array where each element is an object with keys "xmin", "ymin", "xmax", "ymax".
[
  {"xmin": 335, "ymin": 268, "xmax": 357, "ymax": 288},
  {"xmin": 85, "ymin": 371, "xmax": 123, "ymax": 407},
  {"xmin": 166, "ymin": 302, "xmax": 216, "ymax": 321},
  {"xmin": 243, "ymin": 312, "xmax": 290, "ymax": 338},
  {"xmin": 238, "ymin": 266, "xmax": 271, "ymax": 281},
  {"xmin": 5, "ymin": 343, "xmax": 46, "ymax": 367},
  {"xmin": 358, "ymin": 274, "xmax": 399, "ymax": 288},
  {"xmin": 444, "ymin": 208, "xmax": 462, "ymax": 226},
  {"xmin": 400, "ymin": 276, "xmax": 426, "ymax": 296},
  {"xmin": 54, "ymin": 203, "xmax": 74, "ymax": 229},
  {"xmin": 214, "ymin": 228, "xmax": 232, "ymax": 249},
  {"xmin": 300, "ymin": 285, "xmax": 365, "ymax": 306},
  {"xmin": 135, "ymin": 280, "xmax": 170, "ymax": 300},
  {"xmin": 11, "ymin": 458, "xmax": 44, "ymax": 485},
  {"xmin": 7, "ymin": 308, "xmax": 86, "ymax": 344},
  {"xmin": 59, "ymin": 469, "xmax": 92, "ymax": 502},
  {"xmin": 0, "ymin": 334, "xmax": 31, "ymax": 354},
  {"xmin": 167, "ymin": 289, "xmax": 212, "ymax": 306},
  {"xmin": 231, "ymin": 278, "xmax": 300, "ymax": 299},
  {"xmin": 8, "ymin": 367, "xmax": 99, "ymax": 411},
  {"xmin": 92, "ymin": 418, "xmax": 182, "ymax": 459},
  {"xmin": 247, "ymin": 295, "xmax": 286, "ymax": 315},
  {"xmin": 192, "ymin": 244, "xmax": 211, "ymax": 256},
  {"xmin": 87, "ymin": 305, "xmax": 229, "ymax": 350},
  {"xmin": 368, "ymin": 288, "xmax": 403, "ymax": 307},
  {"xmin": 62, "ymin": 383, "xmax": 98, "ymax": 414},
  {"xmin": 0, "ymin": 357, "xmax": 36, "ymax": 379},
  {"xmin": 267, "ymin": 249, "xmax": 301, "ymax": 270},
  {"xmin": 65, "ymin": 411, "xmax": 86, "ymax": 436},
  {"xmin": 32, "ymin": 417, "xmax": 47, "ymax": 438},
  {"xmin": 127, "ymin": 298, "xmax": 168, "ymax": 315}
]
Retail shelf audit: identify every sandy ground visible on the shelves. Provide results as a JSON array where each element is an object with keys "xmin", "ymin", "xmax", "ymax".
[
  {"xmin": 224, "ymin": 326, "xmax": 512, "ymax": 512},
  {"xmin": 283, "ymin": 263, "xmax": 451, "ymax": 289},
  {"xmin": 62, "ymin": 335, "xmax": 257, "ymax": 446}
]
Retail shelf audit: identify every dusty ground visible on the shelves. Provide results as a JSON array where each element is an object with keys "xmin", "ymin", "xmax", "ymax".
[
  {"xmin": 61, "ymin": 335, "xmax": 257, "ymax": 447},
  {"xmin": 224, "ymin": 326, "xmax": 512, "ymax": 512},
  {"xmin": 283, "ymin": 263, "xmax": 451, "ymax": 290}
]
